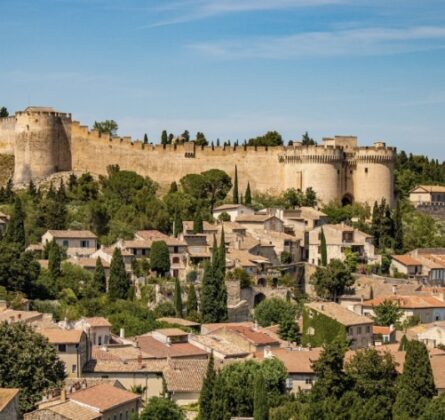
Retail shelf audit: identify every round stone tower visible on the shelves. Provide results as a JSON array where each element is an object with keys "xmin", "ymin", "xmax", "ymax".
[{"xmin": 13, "ymin": 107, "xmax": 72, "ymax": 185}]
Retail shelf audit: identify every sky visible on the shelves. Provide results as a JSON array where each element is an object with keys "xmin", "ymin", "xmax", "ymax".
[{"xmin": 1, "ymin": 0, "xmax": 445, "ymax": 159}]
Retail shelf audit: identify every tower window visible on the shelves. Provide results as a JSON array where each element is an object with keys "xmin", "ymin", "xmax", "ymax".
[{"xmin": 365, "ymin": 168, "xmax": 368, "ymax": 174}]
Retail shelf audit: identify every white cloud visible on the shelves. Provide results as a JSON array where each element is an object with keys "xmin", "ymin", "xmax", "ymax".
[{"xmin": 189, "ymin": 26, "xmax": 445, "ymax": 59}]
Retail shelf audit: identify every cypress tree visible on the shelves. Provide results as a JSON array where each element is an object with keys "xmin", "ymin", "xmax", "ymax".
[
  {"xmin": 233, "ymin": 165, "xmax": 239, "ymax": 204},
  {"xmin": 68, "ymin": 173, "xmax": 77, "ymax": 192},
  {"xmin": 143, "ymin": 133, "xmax": 148, "ymax": 144},
  {"xmin": 253, "ymin": 371, "xmax": 268, "ymax": 420},
  {"xmin": 48, "ymin": 241, "xmax": 62, "ymax": 280},
  {"xmin": 169, "ymin": 181, "xmax": 178, "ymax": 193},
  {"xmin": 150, "ymin": 240, "xmax": 171, "ymax": 277},
  {"xmin": 4, "ymin": 196, "xmax": 26, "ymax": 249},
  {"xmin": 93, "ymin": 257, "xmax": 107, "ymax": 293},
  {"xmin": 393, "ymin": 340, "xmax": 436, "ymax": 419},
  {"xmin": 213, "ymin": 235, "xmax": 228, "ymax": 322},
  {"xmin": 193, "ymin": 212, "xmax": 203, "ymax": 234},
  {"xmin": 393, "ymin": 199, "xmax": 404, "ymax": 253},
  {"xmin": 320, "ymin": 227, "xmax": 327, "ymax": 266},
  {"xmin": 47, "ymin": 181, "xmax": 56, "ymax": 200},
  {"xmin": 245, "ymin": 182, "xmax": 252, "ymax": 205},
  {"xmin": 219, "ymin": 227, "xmax": 226, "ymax": 276},
  {"xmin": 199, "ymin": 352, "xmax": 216, "ymax": 420},
  {"xmin": 5, "ymin": 178, "xmax": 14, "ymax": 203},
  {"xmin": 187, "ymin": 283, "xmax": 198, "ymax": 314},
  {"xmin": 174, "ymin": 278, "xmax": 183, "ymax": 318},
  {"xmin": 398, "ymin": 334, "xmax": 409, "ymax": 351},
  {"xmin": 108, "ymin": 248, "xmax": 130, "ymax": 300},
  {"xmin": 173, "ymin": 212, "xmax": 182, "ymax": 237},
  {"xmin": 27, "ymin": 180, "xmax": 37, "ymax": 199},
  {"xmin": 371, "ymin": 201, "xmax": 381, "ymax": 247},
  {"xmin": 57, "ymin": 179, "xmax": 67, "ymax": 203},
  {"xmin": 161, "ymin": 130, "xmax": 168, "ymax": 145},
  {"xmin": 200, "ymin": 260, "xmax": 217, "ymax": 323}
]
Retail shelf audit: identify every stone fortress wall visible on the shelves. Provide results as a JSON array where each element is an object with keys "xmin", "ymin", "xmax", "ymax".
[{"xmin": 0, "ymin": 107, "xmax": 396, "ymax": 206}]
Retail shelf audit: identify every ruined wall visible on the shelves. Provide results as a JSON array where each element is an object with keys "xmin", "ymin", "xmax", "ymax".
[{"xmin": 0, "ymin": 116, "xmax": 16, "ymax": 155}]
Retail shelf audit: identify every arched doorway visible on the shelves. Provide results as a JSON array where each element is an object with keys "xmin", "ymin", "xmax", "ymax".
[
  {"xmin": 342, "ymin": 193, "xmax": 354, "ymax": 206},
  {"xmin": 272, "ymin": 278, "xmax": 279, "ymax": 288},
  {"xmin": 257, "ymin": 278, "xmax": 266, "ymax": 287},
  {"xmin": 254, "ymin": 293, "xmax": 266, "ymax": 307}
]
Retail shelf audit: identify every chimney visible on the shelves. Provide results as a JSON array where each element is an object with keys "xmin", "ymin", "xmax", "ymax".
[{"xmin": 120, "ymin": 328, "xmax": 125, "ymax": 339}]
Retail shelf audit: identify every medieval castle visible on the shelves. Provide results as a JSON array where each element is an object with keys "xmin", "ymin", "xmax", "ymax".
[{"xmin": 0, "ymin": 107, "xmax": 396, "ymax": 206}]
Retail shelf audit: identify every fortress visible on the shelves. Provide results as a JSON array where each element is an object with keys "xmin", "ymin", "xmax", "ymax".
[{"xmin": 0, "ymin": 107, "xmax": 396, "ymax": 206}]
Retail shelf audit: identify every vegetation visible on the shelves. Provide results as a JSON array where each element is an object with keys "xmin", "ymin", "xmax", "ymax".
[
  {"xmin": 150, "ymin": 241, "xmax": 171, "ymax": 276},
  {"xmin": 93, "ymin": 120, "xmax": 118, "ymax": 136},
  {"xmin": 248, "ymin": 131, "xmax": 283, "ymax": 147},
  {"xmin": 108, "ymin": 248, "xmax": 130, "ymax": 300},
  {"xmin": 310, "ymin": 259, "xmax": 353, "ymax": 301},
  {"xmin": 374, "ymin": 300, "xmax": 403, "ymax": 326},
  {"xmin": 140, "ymin": 396, "xmax": 184, "ymax": 420}
]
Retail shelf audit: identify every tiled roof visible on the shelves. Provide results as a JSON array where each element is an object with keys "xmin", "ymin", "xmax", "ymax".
[
  {"xmin": 84, "ymin": 317, "xmax": 112, "ymax": 327},
  {"xmin": 391, "ymin": 255, "xmax": 422, "ymax": 266},
  {"xmin": 69, "ymin": 383, "xmax": 139, "ymax": 412},
  {"xmin": 430, "ymin": 353, "xmax": 445, "ymax": 390},
  {"xmin": 189, "ymin": 334, "xmax": 249, "ymax": 357},
  {"xmin": 45, "ymin": 401, "xmax": 100, "ymax": 420},
  {"xmin": 306, "ymin": 302, "xmax": 373, "ymax": 326},
  {"xmin": 0, "ymin": 309, "xmax": 43, "ymax": 323},
  {"xmin": 157, "ymin": 317, "xmax": 200, "ymax": 327},
  {"xmin": 201, "ymin": 322, "xmax": 254, "ymax": 334},
  {"xmin": 0, "ymin": 388, "xmax": 19, "ymax": 412},
  {"xmin": 372, "ymin": 326, "xmax": 392, "ymax": 335},
  {"xmin": 134, "ymin": 335, "xmax": 208, "ymax": 358},
  {"xmin": 255, "ymin": 348, "xmax": 322, "ymax": 373},
  {"xmin": 39, "ymin": 328, "xmax": 84, "ymax": 344},
  {"xmin": 235, "ymin": 214, "xmax": 275, "ymax": 223},
  {"xmin": 47, "ymin": 230, "xmax": 97, "ymax": 239},
  {"xmin": 214, "ymin": 204, "xmax": 246, "ymax": 211},
  {"xmin": 217, "ymin": 326, "xmax": 279, "ymax": 346},
  {"xmin": 163, "ymin": 359, "xmax": 208, "ymax": 392},
  {"xmin": 84, "ymin": 358, "xmax": 168, "ymax": 373},
  {"xmin": 226, "ymin": 249, "xmax": 270, "ymax": 268},
  {"xmin": 183, "ymin": 221, "xmax": 218, "ymax": 232},
  {"xmin": 412, "ymin": 185, "xmax": 445, "ymax": 193},
  {"xmin": 155, "ymin": 328, "xmax": 189, "ymax": 337},
  {"xmin": 363, "ymin": 295, "xmax": 445, "ymax": 309}
]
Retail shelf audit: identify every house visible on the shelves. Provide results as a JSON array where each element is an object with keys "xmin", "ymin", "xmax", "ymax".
[
  {"xmin": 409, "ymin": 185, "xmax": 445, "ymax": 207},
  {"xmin": 213, "ymin": 204, "xmax": 255, "ymax": 221},
  {"xmin": 74, "ymin": 317, "xmax": 112, "ymax": 347},
  {"xmin": 41, "ymin": 230, "xmax": 97, "ymax": 257},
  {"xmin": 182, "ymin": 221, "xmax": 218, "ymax": 236},
  {"xmin": 406, "ymin": 321, "xmax": 445, "ymax": 348},
  {"xmin": 157, "ymin": 317, "xmax": 201, "ymax": 332},
  {"xmin": 303, "ymin": 302, "xmax": 373, "ymax": 349},
  {"xmin": 38, "ymin": 327, "xmax": 90, "ymax": 377},
  {"xmin": 91, "ymin": 246, "xmax": 134, "ymax": 274},
  {"xmin": 308, "ymin": 224, "xmax": 376, "ymax": 266},
  {"xmin": 409, "ymin": 249, "xmax": 445, "ymax": 285},
  {"xmin": 0, "ymin": 388, "xmax": 19, "ymax": 420},
  {"xmin": 250, "ymin": 230, "xmax": 302, "ymax": 264},
  {"xmin": 226, "ymin": 249, "xmax": 271, "ymax": 274},
  {"xmin": 25, "ymin": 383, "xmax": 140, "ymax": 420},
  {"xmin": 362, "ymin": 295, "xmax": 445, "ymax": 323},
  {"xmin": 390, "ymin": 255, "xmax": 423, "ymax": 279},
  {"xmin": 189, "ymin": 334, "xmax": 250, "ymax": 360},
  {"xmin": 235, "ymin": 214, "xmax": 284, "ymax": 233},
  {"xmin": 0, "ymin": 309, "xmax": 52, "ymax": 326},
  {"xmin": 372, "ymin": 325, "xmax": 396, "ymax": 345}
]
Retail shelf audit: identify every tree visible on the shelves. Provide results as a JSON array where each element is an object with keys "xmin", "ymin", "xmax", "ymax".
[
  {"xmin": 195, "ymin": 132, "xmax": 208, "ymax": 146},
  {"xmin": 0, "ymin": 322, "xmax": 65, "ymax": 414},
  {"xmin": 253, "ymin": 371, "xmax": 268, "ymax": 420},
  {"xmin": 161, "ymin": 130, "xmax": 168, "ymax": 145},
  {"xmin": 320, "ymin": 228, "xmax": 327, "ymax": 266},
  {"xmin": 303, "ymin": 187, "xmax": 317, "ymax": 207},
  {"xmin": 310, "ymin": 259, "xmax": 353, "ymax": 301},
  {"xmin": 93, "ymin": 257, "xmax": 107, "ymax": 293},
  {"xmin": 108, "ymin": 248, "xmax": 130, "ymax": 300},
  {"xmin": 248, "ymin": 131, "xmax": 283, "ymax": 147},
  {"xmin": 187, "ymin": 283, "xmax": 198, "ymax": 314},
  {"xmin": 199, "ymin": 352, "xmax": 216, "ymax": 420},
  {"xmin": 4, "ymin": 196, "xmax": 26, "ymax": 249},
  {"xmin": 93, "ymin": 120, "xmax": 118, "ymax": 136},
  {"xmin": 27, "ymin": 179, "xmax": 37, "ymax": 198},
  {"xmin": 233, "ymin": 165, "xmax": 239, "ymax": 204},
  {"xmin": 420, "ymin": 393, "xmax": 445, "ymax": 420},
  {"xmin": 57, "ymin": 179, "xmax": 67, "ymax": 203},
  {"xmin": 173, "ymin": 211, "xmax": 182, "ymax": 237},
  {"xmin": 193, "ymin": 211, "xmax": 204, "ymax": 234},
  {"xmin": 254, "ymin": 298, "xmax": 298, "ymax": 329},
  {"xmin": 393, "ymin": 199, "xmax": 404, "ymax": 252},
  {"xmin": 245, "ymin": 182, "xmax": 252, "ymax": 205},
  {"xmin": 0, "ymin": 107, "xmax": 8, "ymax": 118},
  {"xmin": 48, "ymin": 240, "xmax": 62, "ymax": 280},
  {"xmin": 68, "ymin": 173, "xmax": 78, "ymax": 192},
  {"xmin": 174, "ymin": 278, "xmax": 183, "ymax": 317},
  {"xmin": 200, "ymin": 261, "xmax": 217, "ymax": 323},
  {"xmin": 393, "ymin": 340, "xmax": 436, "ymax": 419},
  {"xmin": 140, "ymin": 396, "xmax": 184, "ymax": 420},
  {"xmin": 374, "ymin": 300, "xmax": 403, "ymax": 326},
  {"xmin": 344, "ymin": 247, "xmax": 358, "ymax": 272},
  {"xmin": 150, "ymin": 241, "xmax": 171, "ymax": 276},
  {"xmin": 143, "ymin": 133, "xmax": 149, "ymax": 144},
  {"xmin": 201, "ymin": 169, "xmax": 232, "ymax": 212},
  {"xmin": 169, "ymin": 181, "xmax": 178, "ymax": 193},
  {"xmin": 301, "ymin": 131, "xmax": 316, "ymax": 145},
  {"xmin": 399, "ymin": 334, "xmax": 409, "ymax": 351}
]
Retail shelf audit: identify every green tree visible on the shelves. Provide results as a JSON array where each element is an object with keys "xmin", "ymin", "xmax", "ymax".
[
  {"xmin": 187, "ymin": 283, "xmax": 198, "ymax": 315},
  {"xmin": 143, "ymin": 133, "xmax": 148, "ymax": 144},
  {"xmin": 344, "ymin": 247, "xmax": 358, "ymax": 272},
  {"xmin": 76, "ymin": 172, "xmax": 99, "ymax": 201},
  {"xmin": 233, "ymin": 165, "xmax": 239, "ymax": 204},
  {"xmin": 374, "ymin": 300, "xmax": 403, "ymax": 326},
  {"xmin": 93, "ymin": 257, "xmax": 107, "ymax": 293},
  {"xmin": 301, "ymin": 131, "xmax": 316, "ymax": 145},
  {"xmin": 248, "ymin": 131, "xmax": 283, "ymax": 147},
  {"xmin": 393, "ymin": 199, "xmax": 404, "ymax": 252},
  {"xmin": 254, "ymin": 297, "xmax": 298, "ymax": 328},
  {"xmin": 174, "ymin": 278, "xmax": 183, "ymax": 317},
  {"xmin": 195, "ymin": 131, "xmax": 208, "ymax": 146},
  {"xmin": 108, "ymin": 248, "xmax": 130, "ymax": 300},
  {"xmin": 253, "ymin": 371, "xmax": 268, "ymax": 420},
  {"xmin": 310, "ymin": 259, "xmax": 354, "ymax": 301},
  {"xmin": 393, "ymin": 340, "xmax": 436, "ymax": 419},
  {"xmin": 245, "ymin": 182, "xmax": 252, "ymax": 205},
  {"xmin": 0, "ymin": 106, "xmax": 9, "ymax": 117},
  {"xmin": 93, "ymin": 120, "xmax": 118, "ymax": 136},
  {"xmin": 68, "ymin": 173, "xmax": 78, "ymax": 192},
  {"xmin": 399, "ymin": 334, "xmax": 409, "ymax": 351},
  {"xmin": 150, "ymin": 240, "xmax": 171, "ymax": 277},
  {"xmin": 420, "ymin": 393, "xmax": 445, "ymax": 420},
  {"xmin": 48, "ymin": 240, "xmax": 62, "ymax": 280},
  {"xmin": 161, "ymin": 130, "xmax": 168, "ymax": 145},
  {"xmin": 140, "ymin": 396, "xmax": 184, "ymax": 420},
  {"xmin": 169, "ymin": 181, "xmax": 178, "ymax": 193},
  {"xmin": 193, "ymin": 211, "xmax": 204, "ymax": 234},
  {"xmin": 27, "ymin": 179, "xmax": 37, "ymax": 198},
  {"xmin": 320, "ymin": 228, "xmax": 327, "ymax": 266},
  {"xmin": 200, "ymin": 260, "xmax": 217, "ymax": 323},
  {"xmin": 57, "ymin": 179, "xmax": 67, "ymax": 203},
  {"xmin": 173, "ymin": 211, "xmax": 182, "ymax": 237},
  {"xmin": 0, "ymin": 322, "xmax": 65, "ymax": 414},
  {"xmin": 4, "ymin": 196, "xmax": 26, "ymax": 248},
  {"xmin": 199, "ymin": 352, "xmax": 216, "ymax": 420}
]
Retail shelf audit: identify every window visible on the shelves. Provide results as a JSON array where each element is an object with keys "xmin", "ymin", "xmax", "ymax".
[
  {"xmin": 357, "ymin": 327, "xmax": 362, "ymax": 334},
  {"xmin": 72, "ymin": 364, "xmax": 77, "ymax": 373},
  {"xmin": 172, "ymin": 257, "xmax": 180, "ymax": 264},
  {"xmin": 80, "ymin": 240, "xmax": 89, "ymax": 248},
  {"xmin": 93, "ymin": 333, "xmax": 96, "ymax": 345},
  {"xmin": 347, "ymin": 327, "xmax": 353, "ymax": 336},
  {"xmin": 365, "ymin": 167, "xmax": 368, "ymax": 174},
  {"xmin": 174, "ymin": 246, "xmax": 179, "ymax": 253},
  {"xmin": 58, "ymin": 344, "xmax": 66, "ymax": 352},
  {"xmin": 305, "ymin": 378, "xmax": 313, "ymax": 385},
  {"xmin": 62, "ymin": 240, "xmax": 69, "ymax": 248},
  {"xmin": 98, "ymin": 336, "xmax": 102, "ymax": 346},
  {"xmin": 366, "ymin": 326, "xmax": 371, "ymax": 333}
]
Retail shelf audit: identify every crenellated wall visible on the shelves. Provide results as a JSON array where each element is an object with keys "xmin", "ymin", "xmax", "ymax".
[{"xmin": 0, "ymin": 107, "xmax": 397, "ymax": 206}]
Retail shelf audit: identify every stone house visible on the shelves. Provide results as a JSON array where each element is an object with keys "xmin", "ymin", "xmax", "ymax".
[
  {"xmin": 409, "ymin": 185, "xmax": 445, "ymax": 207},
  {"xmin": 308, "ymin": 224, "xmax": 376, "ymax": 266},
  {"xmin": 74, "ymin": 317, "xmax": 112, "ymax": 347},
  {"xmin": 38, "ymin": 327, "xmax": 90, "ymax": 378},
  {"xmin": 390, "ymin": 255, "xmax": 423, "ymax": 279},
  {"xmin": 372, "ymin": 325, "xmax": 396, "ymax": 345},
  {"xmin": 409, "ymin": 248, "xmax": 445, "ymax": 285},
  {"xmin": 0, "ymin": 388, "xmax": 20, "ymax": 420},
  {"xmin": 303, "ymin": 302, "xmax": 373, "ymax": 349},
  {"xmin": 235, "ymin": 214, "xmax": 284, "ymax": 234},
  {"xmin": 41, "ymin": 230, "xmax": 97, "ymax": 257},
  {"xmin": 213, "ymin": 204, "xmax": 254, "ymax": 221}
]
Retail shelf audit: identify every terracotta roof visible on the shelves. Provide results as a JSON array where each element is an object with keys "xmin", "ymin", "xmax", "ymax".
[
  {"xmin": 201, "ymin": 322, "xmax": 254, "ymax": 334},
  {"xmin": 391, "ymin": 255, "xmax": 422, "ymax": 266},
  {"xmin": 45, "ymin": 401, "xmax": 100, "ymax": 420},
  {"xmin": 412, "ymin": 185, "xmax": 445, "ymax": 193},
  {"xmin": 189, "ymin": 334, "xmax": 249, "ymax": 357},
  {"xmin": 363, "ymin": 295, "xmax": 445, "ymax": 309},
  {"xmin": 214, "ymin": 204, "xmax": 247, "ymax": 211},
  {"xmin": 183, "ymin": 221, "xmax": 218, "ymax": 232},
  {"xmin": 163, "ymin": 359, "xmax": 208, "ymax": 392},
  {"xmin": 101, "ymin": 246, "xmax": 133, "ymax": 257},
  {"xmin": 226, "ymin": 249, "xmax": 270, "ymax": 268},
  {"xmin": 306, "ymin": 302, "xmax": 373, "ymax": 326},
  {"xmin": 0, "ymin": 388, "xmax": 19, "ymax": 412},
  {"xmin": 39, "ymin": 328, "xmax": 84, "ymax": 344},
  {"xmin": 255, "ymin": 348, "xmax": 322, "ymax": 373},
  {"xmin": 157, "ymin": 317, "xmax": 200, "ymax": 327},
  {"xmin": 47, "ymin": 230, "xmax": 97, "ymax": 239},
  {"xmin": 0, "ymin": 309, "xmax": 43, "ymax": 323},
  {"xmin": 69, "ymin": 383, "xmax": 139, "ymax": 412},
  {"xmin": 373, "ymin": 326, "xmax": 392, "ymax": 335},
  {"xmin": 430, "ymin": 353, "xmax": 445, "ymax": 390},
  {"xmin": 134, "ymin": 335, "xmax": 208, "ymax": 358},
  {"xmin": 217, "ymin": 325, "xmax": 279, "ymax": 346},
  {"xmin": 235, "ymin": 214, "xmax": 276, "ymax": 223},
  {"xmin": 84, "ymin": 317, "xmax": 112, "ymax": 327},
  {"xmin": 84, "ymin": 358, "xmax": 167, "ymax": 373},
  {"xmin": 155, "ymin": 328, "xmax": 189, "ymax": 337}
]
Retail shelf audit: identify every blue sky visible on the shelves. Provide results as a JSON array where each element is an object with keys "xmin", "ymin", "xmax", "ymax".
[{"xmin": 1, "ymin": 0, "xmax": 445, "ymax": 159}]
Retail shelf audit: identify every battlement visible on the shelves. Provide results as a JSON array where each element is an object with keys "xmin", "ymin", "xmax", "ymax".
[{"xmin": 16, "ymin": 107, "xmax": 72, "ymax": 119}]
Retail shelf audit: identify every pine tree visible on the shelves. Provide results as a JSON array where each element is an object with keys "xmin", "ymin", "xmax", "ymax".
[
  {"xmin": 174, "ymin": 278, "xmax": 183, "ymax": 318},
  {"xmin": 108, "ymin": 248, "xmax": 130, "ymax": 300},
  {"xmin": 219, "ymin": 227, "xmax": 226, "ymax": 276},
  {"xmin": 93, "ymin": 257, "xmax": 107, "ymax": 293},
  {"xmin": 245, "ymin": 182, "xmax": 252, "ymax": 205},
  {"xmin": 393, "ymin": 340, "xmax": 436, "ymax": 419},
  {"xmin": 4, "ymin": 196, "xmax": 26, "ymax": 249},
  {"xmin": 253, "ymin": 371, "xmax": 268, "ymax": 420},
  {"xmin": 187, "ymin": 284, "xmax": 198, "ymax": 314},
  {"xmin": 393, "ymin": 199, "xmax": 404, "ymax": 253},
  {"xmin": 320, "ymin": 227, "xmax": 327, "ymax": 266},
  {"xmin": 48, "ymin": 241, "xmax": 62, "ymax": 280},
  {"xmin": 199, "ymin": 352, "xmax": 216, "ymax": 420},
  {"xmin": 161, "ymin": 130, "xmax": 168, "ymax": 145},
  {"xmin": 143, "ymin": 133, "xmax": 148, "ymax": 144},
  {"xmin": 233, "ymin": 165, "xmax": 239, "ymax": 204}
]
